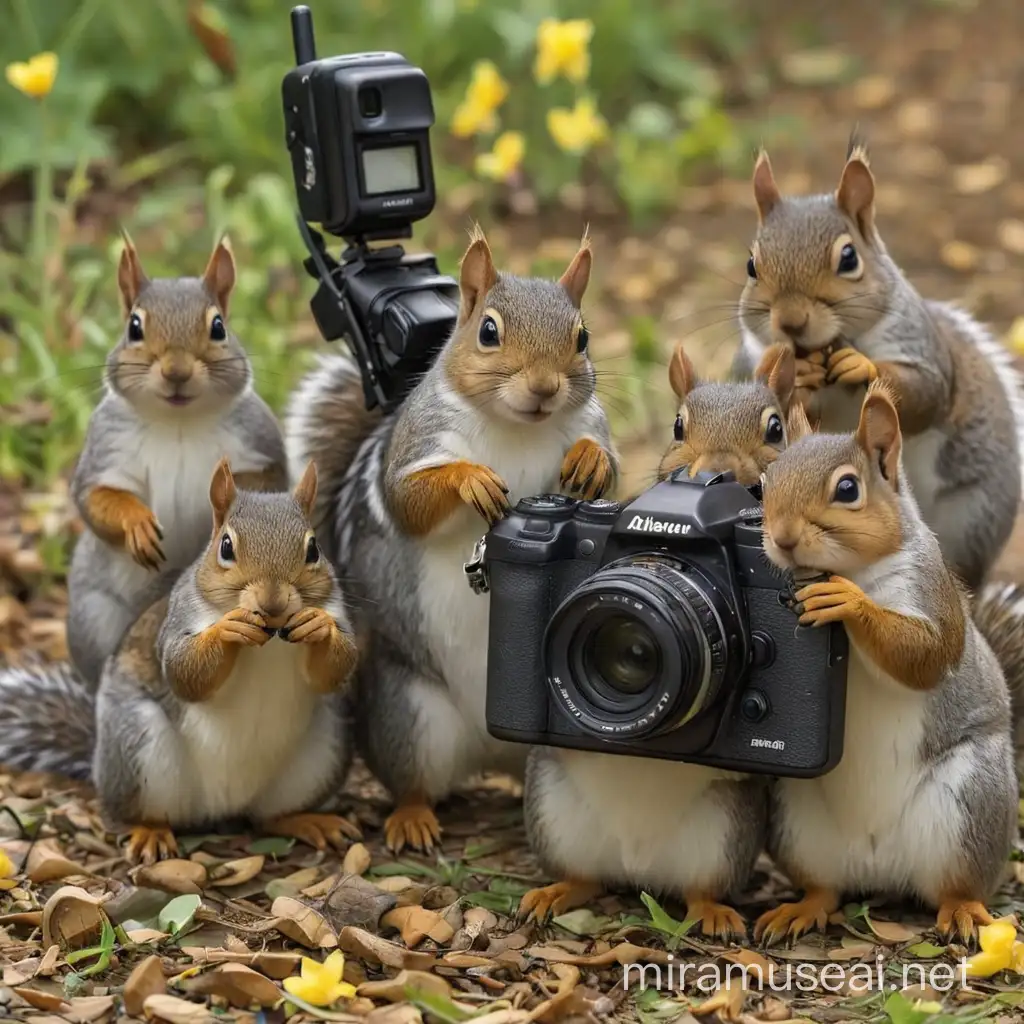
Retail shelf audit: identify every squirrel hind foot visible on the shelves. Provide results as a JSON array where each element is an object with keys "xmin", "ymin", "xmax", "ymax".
[
  {"xmin": 753, "ymin": 888, "xmax": 839, "ymax": 945},
  {"xmin": 383, "ymin": 801, "xmax": 441, "ymax": 854},
  {"xmin": 936, "ymin": 899, "xmax": 994, "ymax": 945},
  {"xmin": 518, "ymin": 880, "xmax": 603, "ymax": 923},
  {"xmin": 685, "ymin": 897, "xmax": 747, "ymax": 941},
  {"xmin": 263, "ymin": 812, "xmax": 361, "ymax": 853},
  {"xmin": 124, "ymin": 825, "xmax": 179, "ymax": 866}
]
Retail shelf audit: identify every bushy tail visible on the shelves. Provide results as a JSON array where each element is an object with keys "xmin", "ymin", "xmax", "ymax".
[
  {"xmin": 284, "ymin": 349, "xmax": 381, "ymax": 560},
  {"xmin": 972, "ymin": 582, "xmax": 1024, "ymax": 759},
  {"xmin": 0, "ymin": 661, "xmax": 95, "ymax": 779}
]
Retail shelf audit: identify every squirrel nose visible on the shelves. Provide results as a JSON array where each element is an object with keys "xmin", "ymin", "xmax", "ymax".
[
  {"xmin": 161, "ymin": 359, "xmax": 194, "ymax": 385},
  {"xmin": 777, "ymin": 316, "xmax": 809, "ymax": 342},
  {"xmin": 770, "ymin": 529, "xmax": 800, "ymax": 552},
  {"xmin": 527, "ymin": 375, "xmax": 560, "ymax": 400}
]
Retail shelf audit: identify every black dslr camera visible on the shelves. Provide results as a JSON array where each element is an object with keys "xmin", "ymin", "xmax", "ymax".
[
  {"xmin": 470, "ymin": 470, "xmax": 849, "ymax": 777},
  {"xmin": 281, "ymin": 5, "xmax": 458, "ymax": 413}
]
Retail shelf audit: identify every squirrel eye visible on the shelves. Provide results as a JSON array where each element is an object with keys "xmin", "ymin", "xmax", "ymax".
[
  {"xmin": 209, "ymin": 314, "xmax": 227, "ymax": 342},
  {"xmin": 746, "ymin": 255, "xmax": 757, "ymax": 280},
  {"xmin": 127, "ymin": 313, "xmax": 144, "ymax": 343},
  {"xmin": 576, "ymin": 324, "xmax": 589, "ymax": 353},
  {"xmin": 764, "ymin": 412, "xmax": 784, "ymax": 445},
  {"xmin": 305, "ymin": 535, "xmax": 320, "ymax": 564},
  {"xmin": 478, "ymin": 315, "xmax": 500, "ymax": 348},
  {"xmin": 673, "ymin": 414, "xmax": 684, "ymax": 442},
  {"xmin": 836, "ymin": 243, "xmax": 860, "ymax": 277},
  {"xmin": 833, "ymin": 474, "xmax": 860, "ymax": 504},
  {"xmin": 218, "ymin": 533, "xmax": 235, "ymax": 565}
]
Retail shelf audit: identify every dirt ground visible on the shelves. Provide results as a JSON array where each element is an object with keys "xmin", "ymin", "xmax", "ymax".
[{"xmin": 3, "ymin": 1, "xmax": 1024, "ymax": 1022}]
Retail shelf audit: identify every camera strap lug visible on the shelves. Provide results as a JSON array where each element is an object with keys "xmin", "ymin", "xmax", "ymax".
[{"xmin": 463, "ymin": 537, "xmax": 489, "ymax": 595}]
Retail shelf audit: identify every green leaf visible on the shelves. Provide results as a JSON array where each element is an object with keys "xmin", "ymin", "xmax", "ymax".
[
  {"xmin": 367, "ymin": 861, "xmax": 438, "ymax": 879},
  {"xmin": 904, "ymin": 942, "xmax": 947, "ymax": 959},
  {"xmin": 882, "ymin": 991, "xmax": 950, "ymax": 1024},
  {"xmin": 158, "ymin": 894, "xmax": 202, "ymax": 935},
  {"xmin": 552, "ymin": 908, "xmax": 614, "ymax": 936},
  {"xmin": 247, "ymin": 836, "xmax": 296, "ymax": 857},
  {"xmin": 639, "ymin": 892, "xmax": 682, "ymax": 934},
  {"xmin": 177, "ymin": 834, "xmax": 223, "ymax": 854},
  {"xmin": 405, "ymin": 988, "xmax": 475, "ymax": 1024},
  {"xmin": 844, "ymin": 901, "xmax": 871, "ymax": 923},
  {"xmin": 461, "ymin": 891, "xmax": 517, "ymax": 915},
  {"xmin": 65, "ymin": 916, "xmax": 115, "ymax": 978}
]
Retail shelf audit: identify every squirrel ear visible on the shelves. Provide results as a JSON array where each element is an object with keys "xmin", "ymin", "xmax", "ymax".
[
  {"xmin": 855, "ymin": 380, "xmax": 901, "ymax": 487},
  {"xmin": 203, "ymin": 235, "xmax": 236, "ymax": 314},
  {"xmin": 754, "ymin": 343, "xmax": 795, "ymax": 412},
  {"xmin": 209, "ymin": 457, "xmax": 237, "ymax": 530},
  {"xmin": 786, "ymin": 401, "xmax": 814, "ymax": 443},
  {"xmin": 752, "ymin": 150, "xmax": 781, "ymax": 223},
  {"xmin": 293, "ymin": 460, "xmax": 318, "ymax": 519},
  {"xmin": 559, "ymin": 229, "xmax": 592, "ymax": 309},
  {"xmin": 836, "ymin": 146, "xmax": 876, "ymax": 239},
  {"xmin": 668, "ymin": 342, "xmax": 698, "ymax": 400},
  {"xmin": 117, "ymin": 229, "xmax": 149, "ymax": 314},
  {"xmin": 458, "ymin": 225, "xmax": 498, "ymax": 323}
]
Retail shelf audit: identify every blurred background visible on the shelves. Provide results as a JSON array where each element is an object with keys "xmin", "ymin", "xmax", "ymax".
[{"xmin": 2, "ymin": 0, "xmax": 1023, "ymax": 661}]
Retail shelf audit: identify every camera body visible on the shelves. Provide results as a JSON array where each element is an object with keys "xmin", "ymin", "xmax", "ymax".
[
  {"xmin": 281, "ymin": 6, "xmax": 458, "ymax": 414},
  {"xmin": 481, "ymin": 470, "xmax": 849, "ymax": 777}
]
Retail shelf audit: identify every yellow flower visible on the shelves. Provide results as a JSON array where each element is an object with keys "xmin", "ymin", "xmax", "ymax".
[
  {"xmin": 475, "ymin": 131, "xmax": 525, "ymax": 181},
  {"xmin": 450, "ymin": 61, "xmax": 508, "ymax": 138},
  {"xmin": 5, "ymin": 52, "xmax": 58, "ymax": 99},
  {"xmin": 0, "ymin": 849, "xmax": 16, "ymax": 890},
  {"xmin": 546, "ymin": 97, "xmax": 608, "ymax": 155},
  {"xmin": 1009, "ymin": 316, "xmax": 1024, "ymax": 356},
  {"xmin": 963, "ymin": 918, "xmax": 1024, "ymax": 978},
  {"xmin": 534, "ymin": 18, "xmax": 594, "ymax": 84},
  {"xmin": 283, "ymin": 951, "xmax": 356, "ymax": 1007}
]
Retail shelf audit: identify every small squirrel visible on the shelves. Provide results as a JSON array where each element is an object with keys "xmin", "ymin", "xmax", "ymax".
[
  {"xmin": 285, "ymin": 226, "xmax": 618, "ymax": 853},
  {"xmin": 755, "ymin": 381, "xmax": 1019, "ymax": 944},
  {"xmin": 658, "ymin": 340, "xmax": 795, "ymax": 487},
  {"xmin": 67, "ymin": 234, "xmax": 288, "ymax": 688},
  {"xmin": 0, "ymin": 460, "xmax": 359, "ymax": 865},
  {"xmin": 733, "ymin": 141, "xmax": 1024, "ymax": 590}
]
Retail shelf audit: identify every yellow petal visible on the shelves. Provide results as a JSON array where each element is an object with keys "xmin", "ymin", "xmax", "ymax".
[
  {"xmin": 978, "ymin": 919, "xmax": 1018, "ymax": 954},
  {"xmin": 1011, "ymin": 942, "xmax": 1024, "ymax": 973},
  {"xmin": 0, "ymin": 849, "xmax": 16, "ymax": 879},
  {"xmin": 321, "ymin": 950, "xmax": 345, "ymax": 981},
  {"xmin": 963, "ymin": 948, "xmax": 1012, "ymax": 978},
  {"xmin": 911, "ymin": 1000, "xmax": 943, "ymax": 1013},
  {"xmin": 1008, "ymin": 316, "xmax": 1024, "ymax": 355},
  {"xmin": 5, "ymin": 51, "xmax": 58, "ymax": 98}
]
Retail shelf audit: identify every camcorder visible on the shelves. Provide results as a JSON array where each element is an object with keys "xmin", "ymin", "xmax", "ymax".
[
  {"xmin": 281, "ymin": 4, "xmax": 459, "ymax": 413},
  {"xmin": 468, "ymin": 469, "xmax": 850, "ymax": 777}
]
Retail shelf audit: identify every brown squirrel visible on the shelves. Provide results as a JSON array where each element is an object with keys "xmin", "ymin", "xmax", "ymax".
[
  {"xmin": 66, "ymin": 235, "xmax": 288, "ymax": 687},
  {"xmin": 755, "ymin": 382, "xmax": 1019, "ymax": 944},
  {"xmin": 0, "ymin": 461, "xmax": 358, "ymax": 864},
  {"xmin": 734, "ymin": 141, "xmax": 1024, "ymax": 590}
]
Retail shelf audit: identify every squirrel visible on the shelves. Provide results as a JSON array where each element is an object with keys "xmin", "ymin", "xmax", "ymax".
[
  {"xmin": 732, "ymin": 140, "xmax": 1024, "ymax": 591},
  {"xmin": 285, "ymin": 226, "xmax": 618, "ymax": 854},
  {"xmin": 754, "ymin": 381, "xmax": 1020, "ymax": 945},
  {"xmin": 658, "ymin": 340, "xmax": 796, "ymax": 487},
  {"xmin": 0, "ymin": 460, "xmax": 359, "ymax": 865},
  {"xmin": 66, "ymin": 234, "xmax": 288, "ymax": 688}
]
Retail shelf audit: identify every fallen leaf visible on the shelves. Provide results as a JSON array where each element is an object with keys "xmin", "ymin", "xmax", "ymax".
[
  {"xmin": 124, "ymin": 954, "xmax": 167, "ymax": 1016},
  {"xmin": 338, "ymin": 926, "xmax": 437, "ymax": 971},
  {"xmin": 301, "ymin": 873, "xmax": 340, "ymax": 899},
  {"xmin": 365, "ymin": 1005, "xmax": 423, "ymax": 1024},
  {"xmin": 551, "ymin": 908, "xmax": 613, "ymax": 936},
  {"xmin": 184, "ymin": 963, "xmax": 282, "ymax": 1007},
  {"xmin": 756, "ymin": 996, "xmax": 792, "ymax": 1021},
  {"xmin": 143, "ymin": 993, "xmax": 216, "ymax": 1024},
  {"xmin": 179, "ymin": 947, "xmax": 301, "ymax": 979},
  {"xmin": 248, "ymin": 836, "xmax": 295, "ymax": 857},
  {"xmin": 158, "ymin": 894, "xmax": 202, "ymax": 935},
  {"xmin": 37, "ymin": 945, "xmax": 60, "ymax": 976},
  {"xmin": 525, "ymin": 963, "xmax": 579, "ymax": 1022},
  {"xmin": 13, "ymin": 988, "xmax": 69, "ymax": 1012},
  {"xmin": 67, "ymin": 995, "xmax": 116, "ymax": 1023},
  {"xmin": 440, "ymin": 952, "xmax": 494, "ymax": 968},
  {"xmin": 451, "ymin": 907, "xmax": 497, "ymax": 951},
  {"xmin": 343, "ymin": 844, "xmax": 371, "ymax": 876},
  {"xmin": 264, "ymin": 896, "xmax": 337, "ymax": 948},
  {"xmin": 721, "ymin": 948, "xmax": 775, "ymax": 984},
  {"xmin": 358, "ymin": 970, "xmax": 451, "ymax": 1003},
  {"xmin": 468, "ymin": 1013, "xmax": 532, "ymax": 1024},
  {"xmin": 526, "ymin": 942, "xmax": 669, "ymax": 966},
  {"xmin": 693, "ymin": 977, "xmax": 746, "ymax": 1021},
  {"xmin": 322, "ymin": 874, "xmax": 397, "ymax": 932},
  {"xmin": 125, "ymin": 928, "xmax": 171, "ymax": 945},
  {"xmin": 381, "ymin": 906, "xmax": 455, "ymax": 947},
  {"xmin": 828, "ymin": 941, "xmax": 876, "ymax": 961},
  {"xmin": 41, "ymin": 886, "xmax": 109, "ymax": 951},
  {"xmin": 0, "ymin": 911, "xmax": 43, "ymax": 928},
  {"xmin": 905, "ymin": 941, "xmax": 947, "ymax": 959},
  {"xmin": 866, "ymin": 917, "xmax": 919, "ymax": 944},
  {"xmin": 27, "ymin": 840, "xmax": 89, "ymax": 883},
  {"xmin": 208, "ymin": 855, "xmax": 265, "ymax": 887},
  {"xmin": 131, "ymin": 859, "xmax": 208, "ymax": 895}
]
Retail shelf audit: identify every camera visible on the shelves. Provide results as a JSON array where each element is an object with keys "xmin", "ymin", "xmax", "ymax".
[
  {"xmin": 281, "ymin": 5, "xmax": 459, "ymax": 413},
  {"xmin": 470, "ymin": 469, "xmax": 849, "ymax": 777}
]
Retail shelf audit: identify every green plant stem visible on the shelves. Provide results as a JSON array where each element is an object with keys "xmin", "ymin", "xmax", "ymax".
[{"xmin": 33, "ymin": 98, "xmax": 53, "ymax": 346}]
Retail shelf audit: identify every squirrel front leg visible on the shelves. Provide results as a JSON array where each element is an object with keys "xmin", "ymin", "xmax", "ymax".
[
  {"xmin": 560, "ymin": 438, "xmax": 616, "ymax": 500},
  {"xmin": 281, "ymin": 607, "xmax": 358, "ymax": 694},
  {"xmin": 794, "ymin": 576, "xmax": 964, "ymax": 692},
  {"xmin": 389, "ymin": 460, "xmax": 510, "ymax": 536},
  {"xmin": 84, "ymin": 486, "xmax": 165, "ymax": 569},
  {"xmin": 163, "ymin": 608, "xmax": 271, "ymax": 701}
]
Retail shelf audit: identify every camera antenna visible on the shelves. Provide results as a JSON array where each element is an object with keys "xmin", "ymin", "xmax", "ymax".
[{"xmin": 291, "ymin": 6, "xmax": 317, "ymax": 65}]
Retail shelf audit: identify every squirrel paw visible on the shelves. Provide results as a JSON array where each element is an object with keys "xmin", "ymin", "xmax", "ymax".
[
  {"xmin": 753, "ymin": 888, "xmax": 839, "ymax": 945},
  {"xmin": 826, "ymin": 347, "xmax": 878, "ymax": 387},
  {"xmin": 384, "ymin": 801, "xmax": 441, "ymax": 854},
  {"xmin": 518, "ymin": 880, "xmax": 603, "ymax": 923},
  {"xmin": 124, "ymin": 825, "xmax": 179, "ymax": 866},
  {"xmin": 124, "ymin": 509, "xmax": 165, "ymax": 571},
  {"xmin": 685, "ymin": 897, "xmax": 747, "ymax": 940},
  {"xmin": 794, "ymin": 352, "xmax": 828, "ymax": 391},
  {"xmin": 216, "ymin": 607, "xmax": 273, "ymax": 647},
  {"xmin": 560, "ymin": 438, "xmax": 615, "ymax": 500},
  {"xmin": 264, "ymin": 812, "xmax": 362, "ymax": 852},
  {"xmin": 936, "ymin": 899, "xmax": 994, "ymax": 944},
  {"xmin": 456, "ymin": 464, "xmax": 511, "ymax": 527},
  {"xmin": 793, "ymin": 576, "xmax": 865, "ymax": 627},
  {"xmin": 280, "ymin": 607, "xmax": 337, "ymax": 645}
]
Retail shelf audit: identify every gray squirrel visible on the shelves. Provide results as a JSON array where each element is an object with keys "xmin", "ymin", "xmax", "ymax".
[
  {"xmin": 733, "ymin": 142, "xmax": 1024, "ymax": 590},
  {"xmin": 0, "ymin": 461, "xmax": 358, "ymax": 864},
  {"xmin": 285, "ymin": 227, "xmax": 618, "ymax": 853},
  {"xmin": 67, "ymin": 235, "xmax": 287, "ymax": 687}
]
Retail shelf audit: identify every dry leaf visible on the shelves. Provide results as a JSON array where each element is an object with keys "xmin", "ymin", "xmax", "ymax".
[
  {"xmin": 867, "ymin": 918, "xmax": 919, "ymax": 944},
  {"xmin": 693, "ymin": 978, "xmax": 746, "ymax": 1021},
  {"xmin": 440, "ymin": 952, "xmax": 494, "ymax": 968},
  {"xmin": 179, "ymin": 947, "xmax": 302, "ymax": 979},
  {"xmin": 451, "ymin": 907, "xmax": 497, "ymax": 952},
  {"xmin": 721, "ymin": 948, "xmax": 775, "ymax": 985},
  {"xmin": 263, "ymin": 896, "xmax": 337, "ymax": 948},
  {"xmin": 131, "ymin": 859, "xmax": 208, "ymax": 895},
  {"xmin": 67, "ymin": 995, "xmax": 116, "ymax": 1023},
  {"xmin": 124, "ymin": 954, "xmax": 167, "ymax": 1016},
  {"xmin": 756, "ymin": 997, "xmax": 792, "ymax": 1021},
  {"xmin": 209, "ymin": 856, "xmax": 265, "ymax": 888},
  {"xmin": 13, "ymin": 988, "xmax": 69, "ymax": 1012},
  {"xmin": 381, "ymin": 906, "xmax": 455, "ymax": 947},
  {"xmin": 828, "ymin": 941, "xmax": 876, "ymax": 961},
  {"xmin": 143, "ymin": 993, "xmax": 216, "ymax": 1024},
  {"xmin": 0, "ymin": 911, "xmax": 44, "ymax": 928},
  {"xmin": 27, "ymin": 840, "xmax": 89, "ymax": 883},
  {"xmin": 526, "ymin": 942, "xmax": 669, "ymax": 966},
  {"xmin": 41, "ymin": 886, "xmax": 109, "ymax": 951},
  {"xmin": 37, "ymin": 945, "xmax": 60, "ymax": 976},
  {"xmin": 468, "ymin": 1013, "xmax": 533, "ymax": 1024},
  {"xmin": 184, "ymin": 963, "xmax": 282, "ymax": 1007},
  {"xmin": 525, "ymin": 963, "xmax": 579, "ymax": 1022},
  {"xmin": 126, "ymin": 928, "xmax": 171, "ymax": 944},
  {"xmin": 365, "ymin": 1005, "xmax": 423, "ymax": 1024},
  {"xmin": 358, "ymin": 970, "xmax": 451, "ymax": 1003},
  {"xmin": 343, "ymin": 844, "xmax": 371, "ymax": 876},
  {"xmin": 322, "ymin": 874, "xmax": 397, "ymax": 932},
  {"xmin": 338, "ymin": 926, "xmax": 437, "ymax": 971},
  {"xmin": 374, "ymin": 876, "xmax": 416, "ymax": 894}
]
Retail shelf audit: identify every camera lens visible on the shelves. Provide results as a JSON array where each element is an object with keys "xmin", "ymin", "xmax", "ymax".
[
  {"xmin": 359, "ymin": 86, "xmax": 383, "ymax": 118},
  {"xmin": 587, "ymin": 614, "xmax": 660, "ymax": 695}
]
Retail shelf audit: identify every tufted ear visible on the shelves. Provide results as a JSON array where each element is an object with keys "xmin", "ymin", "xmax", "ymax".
[
  {"xmin": 209, "ymin": 457, "xmax": 237, "ymax": 531},
  {"xmin": 786, "ymin": 401, "xmax": 814, "ymax": 443},
  {"xmin": 293, "ymin": 460, "xmax": 318, "ymax": 520},
  {"xmin": 202, "ymin": 235, "xmax": 236, "ymax": 314},
  {"xmin": 458, "ymin": 224, "xmax": 498, "ymax": 324},
  {"xmin": 117, "ymin": 228, "xmax": 150, "ymax": 314},
  {"xmin": 752, "ymin": 150, "xmax": 781, "ymax": 223},
  {"xmin": 559, "ymin": 229, "xmax": 592, "ymax": 309},
  {"xmin": 668, "ymin": 342, "xmax": 698, "ymax": 400},
  {"xmin": 754, "ymin": 343, "xmax": 795, "ymax": 412},
  {"xmin": 836, "ymin": 142, "xmax": 876, "ymax": 240},
  {"xmin": 855, "ymin": 380, "xmax": 901, "ymax": 487}
]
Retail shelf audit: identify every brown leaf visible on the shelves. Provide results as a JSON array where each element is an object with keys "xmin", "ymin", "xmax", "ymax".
[
  {"xmin": 186, "ymin": 0, "xmax": 236, "ymax": 77},
  {"xmin": 322, "ymin": 874, "xmax": 397, "ymax": 932},
  {"xmin": 526, "ymin": 942, "xmax": 668, "ymax": 966},
  {"xmin": 381, "ymin": 906, "xmax": 455, "ymax": 948},
  {"xmin": 263, "ymin": 896, "xmax": 337, "ymax": 949},
  {"xmin": 27, "ymin": 840, "xmax": 89, "ymax": 883},
  {"xmin": 208, "ymin": 856, "xmax": 265, "ymax": 887},
  {"xmin": 126, "ymin": 928, "xmax": 171, "ymax": 945},
  {"xmin": 338, "ymin": 927, "xmax": 437, "ymax": 971},
  {"xmin": 343, "ymin": 843, "xmax": 371, "ymax": 876},
  {"xmin": 358, "ymin": 970, "xmax": 451, "ymax": 1003},
  {"xmin": 13, "ymin": 988, "xmax": 69, "ymax": 1012},
  {"xmin": 131, "ymin": 859, "xmax": 208, "ymax": 895},
  {"xmin": 757, "ymin": 997, "xmax": 792, "ymax": 1021},
  {"xmin": 693, "ymin": 978, "xmax": 747, "ymax": 1021},
  {"xmin": 525, "ymin": 963, "xmax": 580, "ymax": 1022},
  {"xmin": 178, "ymin": 948, "xmax": 302, "ymax": 980},
  {"xmin": 124, "ymin": 954, "xmax": 167, "ymax": 1017},
  {"xmin": 184, "ymin": 963, "xmax": 282, "ymax": 1007},
  {"xmin": 41, "ymin": 886, "xmax": 109, "ymax": 951},
  {"xmin": 828, "ymin": 941, "xmax": 876, "ymax": 961},
  {"xmin": 439, "ymin": 952, "xmax": 494, "ymax": 968},
  {"xmin": 37, "ymin": 945, "xmax": 60, "ymax": 976},
  {"xmin": 365, "ymin": 1005, "xmax": 423, "ymax": 1024},
  {"xmin": 867, "ymin": 918, "xmax": 919, "ymax": 944},
  {"xmin": 0, "ymin": 911, "xmax": 43, "ymax": 929},
  {"xmin": 143, "ymin": 993, "xmax": 216, "ymax": 1024},
  {"xmin": 721, "ymin": 948, "xmax": 775, "ymax": 985},
  {"xmin": 67, "ymin": 996, "xmax": 117, "ymax": 1023},
  {"xmin": 467, "ymin": 1013, "xmax": 533, "ymax": 1024}
]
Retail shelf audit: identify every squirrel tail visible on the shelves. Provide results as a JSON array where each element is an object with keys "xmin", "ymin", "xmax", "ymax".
[
  {"xmin": 972, "ymin": 582, "xmax": 1024, "ymax": 758},
  {"xmin": 0, "ymin": 662, "xmax": 94, "ymax": 779},
  {"xmin": 284, "ymin": 349, "xmax": 381, "ymax": 559}
]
